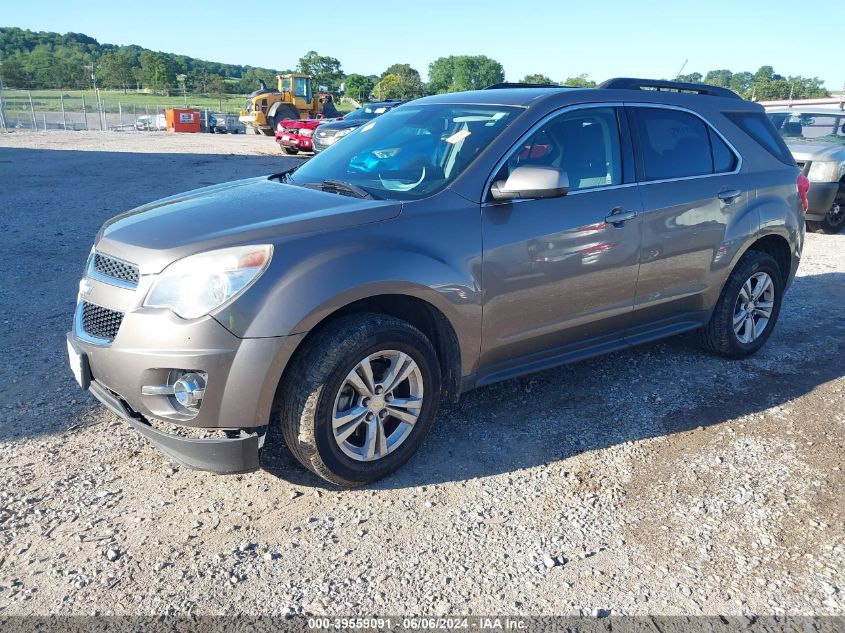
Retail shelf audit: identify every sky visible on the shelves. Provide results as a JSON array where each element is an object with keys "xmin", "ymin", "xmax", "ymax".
[{"xmin": 4, "ymin": 0, "xmax": 843, "ymax": 90}]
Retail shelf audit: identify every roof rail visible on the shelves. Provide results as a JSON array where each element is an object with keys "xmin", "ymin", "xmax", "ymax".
[
  {"xmin": 484, "ymin": 82, "xmax": 561, "ymax": 90},
  {"xmin": 598, "ymin": 77, "xmax": 742, "ymax": 100}
]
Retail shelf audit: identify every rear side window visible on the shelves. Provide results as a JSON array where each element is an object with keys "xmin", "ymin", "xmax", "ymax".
[
  {"xmin": 632, "ymin": 108, "xmax": 716, "ymax": 180},
  {"xmin": 724, "ymin": 111, "xmax": 795, "ymax": 165},
  {"xmin": 709, "ymin": 128, "xmax": 738, "ymax": 173}
]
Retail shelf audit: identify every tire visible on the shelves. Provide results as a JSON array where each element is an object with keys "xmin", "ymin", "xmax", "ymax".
[
  {"xmin": 699, "ymin": 250, "xmax": 784, "ymax": 359},
  {"xmin": 268, "ymin": 104, "xmax": 299, "ymax": 133},
  {"xmin": 276, "ymin": 313, "xmax": 442, "ymax": 487},
  {"xmin": 282, "ymin": 146, "xmax": 299, "ymax": 155},
  {"xmin": 807, "ymin": 188, "xmax": 845, "ymax": 234}
]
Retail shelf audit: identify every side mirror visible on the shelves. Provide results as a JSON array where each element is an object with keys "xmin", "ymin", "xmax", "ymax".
[{"xmin": 490, "ymin": 166, "xmax": 570, "ymax": 201}]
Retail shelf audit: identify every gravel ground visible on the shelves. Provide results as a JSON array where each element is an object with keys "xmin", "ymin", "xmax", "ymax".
[{"xmin": 0, "ymin": 130, "xmax": 843, "ymax": 618}]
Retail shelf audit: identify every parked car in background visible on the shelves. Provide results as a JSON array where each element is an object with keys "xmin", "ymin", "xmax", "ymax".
[
  {"xmin": 274, "ymin": 118, "xmax": 324, "ymax": 155},
  {"xmin": 767, "ymin": 106, "xmax": 845, "ymax": 233},
  {"xmin": 205, "ymin": 112, "xmax": 244, "ymax": 134},
  {"xmin": 68, "ymin": 78, "xmax": 805, "ymax": 487},
  {"xmin": 134, "ymin": 114, "xmax": 166, "ymax": 131},
  {"xmin": 312, "ymin": 100, "xmax": 406, "ymax": 153}
]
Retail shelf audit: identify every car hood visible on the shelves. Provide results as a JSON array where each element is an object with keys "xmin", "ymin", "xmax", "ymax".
[
  {"xmin": 785, "ymin": 140, "xmax": 845, "ymax": 162},
  {"xmin": 318, "ymin": 119, "xmax": 365, "ymax": 132},
  {"xmin": 96, "ymin": 176, "xmax": 401, "ymax": 274}
]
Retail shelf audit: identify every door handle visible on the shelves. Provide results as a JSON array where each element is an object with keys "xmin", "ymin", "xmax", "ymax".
[
  {"xmin": 605, "ymin": 209, "xmax": 639, "ymax": 224},
  {"xmin": 718, "ymin": 189, "xmax": 742, "ymax": 204}
]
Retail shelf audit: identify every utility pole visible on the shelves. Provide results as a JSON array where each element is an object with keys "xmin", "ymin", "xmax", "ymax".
[
  {"xmin": 0, "ymin": 53, "xmax": 7, "ymax": 132},
  {"xmin": 91, "ymin": 62, "xmax": 105, "ymax": 130},
  {"xmin": 177, "ymin": 74, "xmax": 188, "ymax": 108}
]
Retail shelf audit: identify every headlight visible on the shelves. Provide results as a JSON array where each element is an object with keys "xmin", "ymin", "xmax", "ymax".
[
  {"xmin": 144, "ymin": 245, "xmax": 273, "ymax": 319},
  {"xmin": 336, "ymin": 128, "xmax": 353, "ymax": 138},
  {"xmin": 807, "ymin": 161, "xmax": 844, "ymax": 182},
  {"xmin": 300, "ymin": 128, "xmax": 314, "ymax": 137}
]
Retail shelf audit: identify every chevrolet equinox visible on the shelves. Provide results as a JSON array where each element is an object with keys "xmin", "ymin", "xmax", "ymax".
[{"xmin": 67, "ymin": 78, "xmax": 806, "ymax": 486}]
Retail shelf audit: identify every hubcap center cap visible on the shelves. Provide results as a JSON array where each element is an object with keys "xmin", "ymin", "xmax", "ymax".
[{"xmin": 369, "ymin": 395, "xmax": 386, "ymax": 411}]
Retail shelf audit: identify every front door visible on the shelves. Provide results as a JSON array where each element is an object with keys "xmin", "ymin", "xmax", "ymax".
[{"xmin": 479, "ymin": 106, "xmax": 643, "ymax": 379}]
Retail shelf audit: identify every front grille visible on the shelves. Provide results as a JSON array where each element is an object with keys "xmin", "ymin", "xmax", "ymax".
[
  {"xmin": 92, "ymin": 253, "xmax": 139, "ymax": 286},
  {"xmin": 81, "ymin": 302, "xmax": 124, "ymax": 341}
]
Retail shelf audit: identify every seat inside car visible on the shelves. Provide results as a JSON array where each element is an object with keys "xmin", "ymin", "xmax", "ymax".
[
  {"xmin": 557, "ymin": 119, "xmax": 609, "ymax": 190},
  {"xmin": 781, "ymin": 121, "xmax": 803, "ymax": 137}
]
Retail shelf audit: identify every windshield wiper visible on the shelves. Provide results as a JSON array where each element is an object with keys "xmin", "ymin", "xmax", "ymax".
[
  {"xmin": 269, "ymin": 165, "xmax": 302, "ymax": 183},
  {"xmin": 308, "ymin": 179, "xmax": 377, "ymax": 200}
]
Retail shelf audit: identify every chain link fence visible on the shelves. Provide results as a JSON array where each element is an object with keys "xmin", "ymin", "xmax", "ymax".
[{"xmin": 0, "ymin": 89, "xmax": 245, "ymax": 133}]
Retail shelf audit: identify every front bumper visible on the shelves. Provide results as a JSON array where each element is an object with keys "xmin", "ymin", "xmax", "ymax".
[
  {"xmin": 275, "ymin": 133, "xmax": 313, "ymax": 150},
  {"xmin": 805, "ymin": 181, "xmax": 839, "ymax": 221},
  {"xmin": 312, "ymin": 135, "xmax": 338, "ymax": 153},
  {"xmin": 86, "ymin": 372, "xmax": 263, "ymax": 473},
  {"xmin": 68, "ymin": 278, "xmax": 305, "ymax": 472}
]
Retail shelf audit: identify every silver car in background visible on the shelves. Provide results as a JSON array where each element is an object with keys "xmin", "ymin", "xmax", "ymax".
[{"xmin": 767, "ymin": 106, "xmax": 845, "ymax": 233}]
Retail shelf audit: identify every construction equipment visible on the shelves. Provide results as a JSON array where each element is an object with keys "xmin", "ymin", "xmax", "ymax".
[{"xmin": 239, "ymin": 73, "xmax": 326, "ymax": 136}]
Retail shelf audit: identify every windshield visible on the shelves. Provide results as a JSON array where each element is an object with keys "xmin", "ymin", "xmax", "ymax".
[
  {"xmin": 768, "ymin": 111, "xmax": 845, "ymax": 145},
  {"xmin": 290, "ymin": 103, "xmax": 522, "ymax": 200},
  {"xmin": 344, "ymin": 104, "xmax": 395, "ymax": 122}
]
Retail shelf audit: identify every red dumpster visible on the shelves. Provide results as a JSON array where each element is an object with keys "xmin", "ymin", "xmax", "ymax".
[{"xmin": 165, "ymin": 108, "xmax": 201, "ymax": 133}]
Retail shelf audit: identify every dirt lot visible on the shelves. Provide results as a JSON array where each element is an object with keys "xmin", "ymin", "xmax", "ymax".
[{"xmin": 0, "ymin": 131, "xmax": 842, "ymax": 617}]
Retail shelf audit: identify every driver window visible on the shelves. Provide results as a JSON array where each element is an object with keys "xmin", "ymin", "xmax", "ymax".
[{"xmin": 499, "ymin": 107, "xmax": 623, "ymax": 192}]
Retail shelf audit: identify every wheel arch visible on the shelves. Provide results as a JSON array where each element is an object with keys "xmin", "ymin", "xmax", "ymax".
[
  {"xmin": 742, "ymin": 233, "xmax": 794, "ymax": 286},
  {"xmin": 278, "ymin": 293, "xmax": 463, "ymax": 405}
]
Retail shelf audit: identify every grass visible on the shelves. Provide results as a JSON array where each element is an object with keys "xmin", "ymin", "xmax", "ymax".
[{"xmin": 2, "ymin": 89, "xmax": 356, "ymax": 115}]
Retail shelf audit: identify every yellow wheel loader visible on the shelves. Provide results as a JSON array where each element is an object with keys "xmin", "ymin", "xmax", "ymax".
[{"xmin": 239, "ymin": 73, "xmax": 327, "ymax": 136}]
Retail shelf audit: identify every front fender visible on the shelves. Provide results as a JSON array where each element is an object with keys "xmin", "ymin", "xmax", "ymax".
[{"xmin": 214, "ymin": 199, "xmax": 483, "ymax": 375}]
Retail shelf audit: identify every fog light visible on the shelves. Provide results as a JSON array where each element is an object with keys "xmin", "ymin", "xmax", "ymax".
[
  {"xmin": 173, "ymin": 372, "xmax": 206, "ymax": 408},
  {"xmin": 142, "ymin": 370, "xmax": 207, "ymax": 416}
]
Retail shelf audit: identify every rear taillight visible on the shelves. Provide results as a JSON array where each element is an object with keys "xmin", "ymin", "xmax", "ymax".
[{"xmin": 797, "ymin": 173, "xmax": 810, "ymax": 213}]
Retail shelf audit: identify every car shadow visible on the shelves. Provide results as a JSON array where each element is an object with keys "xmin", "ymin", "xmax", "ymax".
[
  {"xmin": 260, "ymin": 270, "xmax": 845, "ymax": 489},
  {"xmin": 0, "ymin": 146, "xmax": 296, "ymax": 444}
]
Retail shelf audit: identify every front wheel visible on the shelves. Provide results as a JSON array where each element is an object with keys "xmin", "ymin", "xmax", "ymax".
[
  {"xmin": 277, "ymin": 314, "xmax": 442, "ymax": 487},
  {"xmin": 807, "ymin": 189, "xmax": 845, "ymax": 234},
  {"xmin": 282, "ymin": 146, "xmax": 299, "ymax": 155},
  {"xmin": 699, "ymin": 250, "xmax": 783, "ymax": 358}
]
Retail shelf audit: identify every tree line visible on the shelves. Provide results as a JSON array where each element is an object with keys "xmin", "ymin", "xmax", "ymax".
[
  {"xmin": 0, "ymin": 27, "xmax": 832, "ymax": 103},
  {"xmin": 676, "ymin": 66, "xmax": 828, "ymax": 100}
]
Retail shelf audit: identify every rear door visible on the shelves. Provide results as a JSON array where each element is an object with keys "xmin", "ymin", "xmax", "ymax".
[{"xmin": 625, "ymin": 104, "xmax": 749, "ymax": 333}]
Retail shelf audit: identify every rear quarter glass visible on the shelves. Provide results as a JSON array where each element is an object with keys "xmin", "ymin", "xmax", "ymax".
[{"xmin": 724, "ymin": 111, "xmax": 796, "ymax": 166}]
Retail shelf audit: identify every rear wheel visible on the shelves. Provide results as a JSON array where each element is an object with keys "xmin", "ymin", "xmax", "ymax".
[
  {"xmin": 277, "ymin": 314, "xmax": 441, "ymax": 487},
  {"xmin": 699, "ymin": 250, "xmax": 783, "ymax": 358}
]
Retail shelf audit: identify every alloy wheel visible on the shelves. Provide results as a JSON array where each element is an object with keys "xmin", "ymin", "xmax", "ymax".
[
  {"xmin": 733, "ymin": 272, "xmax": 775, "ymax": 344},
  {"xmin": 331, "ymin": 350, "xmax": 424, "ymax": 462}
]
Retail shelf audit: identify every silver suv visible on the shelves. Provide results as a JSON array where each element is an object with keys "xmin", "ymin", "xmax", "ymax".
[
  {"xmin": 767, "ymin": 106, "xmax": 845, "ymax": 233},
  {"xmin": 68, "ymin": 78, "xmax": 805, "ymax": 487}
]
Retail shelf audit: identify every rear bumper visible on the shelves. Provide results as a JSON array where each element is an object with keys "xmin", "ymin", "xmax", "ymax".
[
  {"xmin": 88, "ymin": 378, "xmax": 262, "ymax": 474},
  {"xmin": 805, "ymin": 181, "xmax": 839, "ymax": 221}
]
